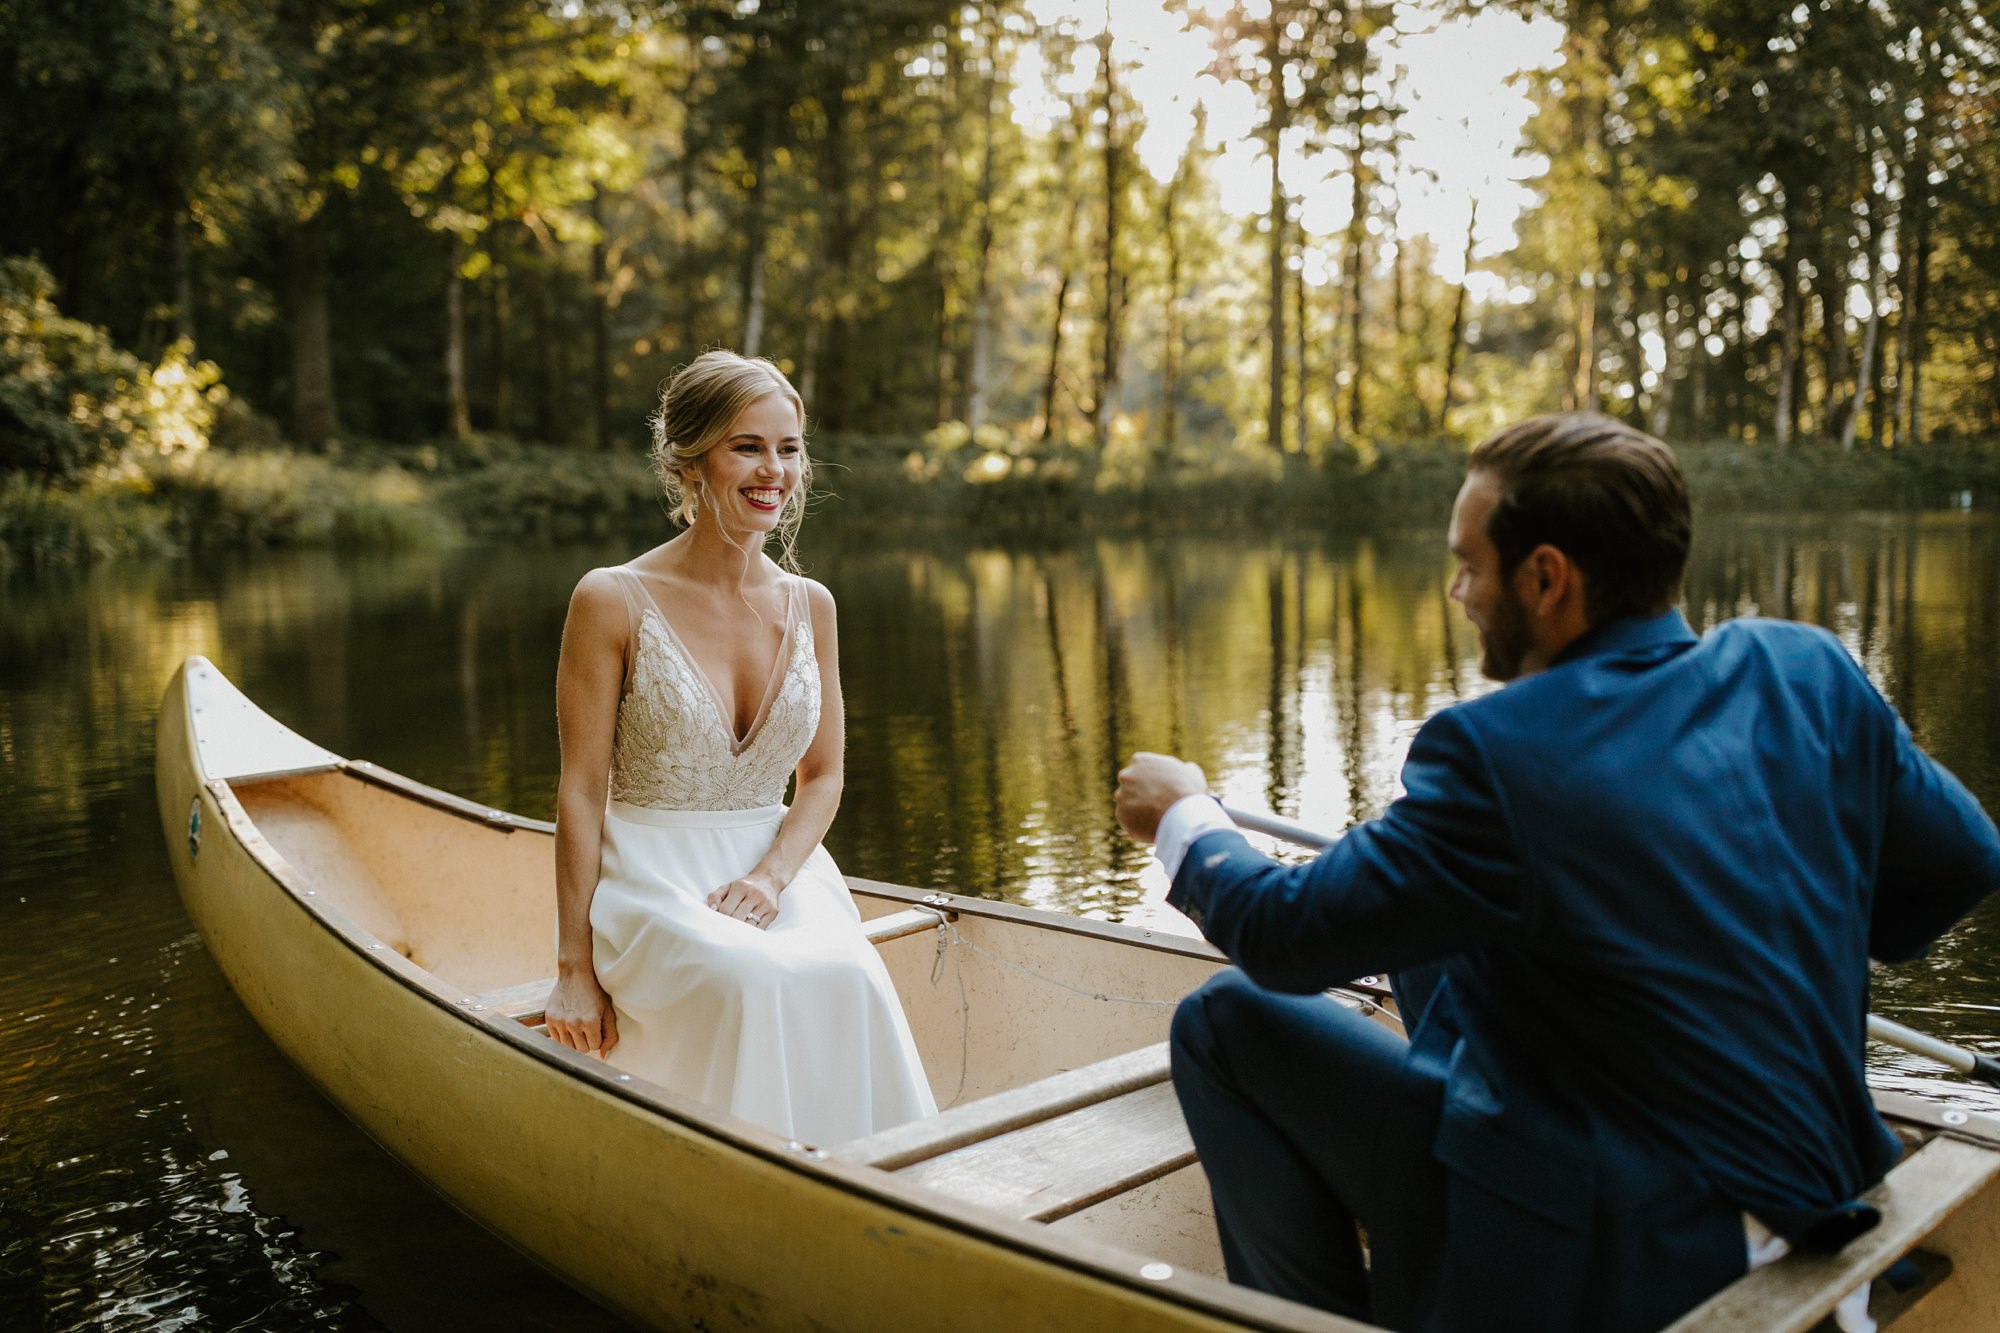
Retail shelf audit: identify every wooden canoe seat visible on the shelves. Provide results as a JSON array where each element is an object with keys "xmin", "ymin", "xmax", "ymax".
[
  {"xmin": 466, "ymin": 905, "xmax": 953, "ymax": 1029},
  {"xmin": 832, "ymin": 1042, "xmax": 1194, "ymax": 1223}
]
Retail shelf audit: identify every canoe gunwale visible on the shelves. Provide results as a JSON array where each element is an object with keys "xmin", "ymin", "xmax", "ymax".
[
  {"xmin": 174, "ymin": 692, "xmax": 1352, "ymax": 1331},
  {"xmin": 340, "ymin": 757, "xmax": 555, "ymax": 835},
  {"xmin": 329, "ymin": 758, "xmax": 1234, "ymax": 969},
  {"xmin": 1872, "ymin": 1088, "xmax": 2000, "ymax": 1151}
]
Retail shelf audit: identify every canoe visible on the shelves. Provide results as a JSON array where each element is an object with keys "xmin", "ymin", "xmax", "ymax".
[{"xmin": 155, "ymin": 654, "xmax": 2000, "ymax": 1332}]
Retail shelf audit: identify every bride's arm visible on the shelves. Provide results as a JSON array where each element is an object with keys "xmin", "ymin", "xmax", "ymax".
[
  {"xmin": 709, "ymin": 579, "xmax": 845, "ymax": 925},
  {"xmin": 546, "ymin": 569, "xmax": 627, "ymax": 1055}
]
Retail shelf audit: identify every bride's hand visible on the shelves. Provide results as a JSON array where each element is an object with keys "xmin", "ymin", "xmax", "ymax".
[
  {"xmin": 709, "ymin": 872, "xmax": 782, "ymax": 930},
  {"xmin": 545, "ymin": 971, "xmax": 620, "ymax": 1056}
]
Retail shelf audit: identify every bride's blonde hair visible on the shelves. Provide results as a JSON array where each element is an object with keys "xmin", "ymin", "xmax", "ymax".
[{"xmin": 648, "ymin": 350, "xmax": 812, "ymax": 571}]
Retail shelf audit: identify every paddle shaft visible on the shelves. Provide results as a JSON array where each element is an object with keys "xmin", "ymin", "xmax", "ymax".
[{"xmin": 1218, "ymin": 803, "xmax": 2000, "ymax": 1090}]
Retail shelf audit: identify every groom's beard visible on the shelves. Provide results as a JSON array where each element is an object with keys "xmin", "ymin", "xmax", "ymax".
[{"xmin": 1479, "ymin": 585, "xmax": 1536, "ymax": 682}]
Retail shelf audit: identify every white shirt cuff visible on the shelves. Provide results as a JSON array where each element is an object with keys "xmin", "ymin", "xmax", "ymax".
[{"xmin": 1155, "ymin": 794, "xmax": 1236, "ymax": 880}]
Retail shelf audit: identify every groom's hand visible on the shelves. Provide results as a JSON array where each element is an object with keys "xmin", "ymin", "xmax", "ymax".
[{"xmin": 1116, "ymin": 752, "xmax": 1209, "ymax": 845}]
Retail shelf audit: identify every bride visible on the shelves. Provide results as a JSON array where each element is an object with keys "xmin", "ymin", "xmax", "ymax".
[{"xmin": 541, "ymin": 350, "xmax": 936, "ymax": 1144}]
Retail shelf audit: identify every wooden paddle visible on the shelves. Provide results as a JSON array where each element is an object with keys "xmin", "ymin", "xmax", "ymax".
[{"xmin": 1218, "ymin": 803, "xmax": 2000, "ymax": 1090}]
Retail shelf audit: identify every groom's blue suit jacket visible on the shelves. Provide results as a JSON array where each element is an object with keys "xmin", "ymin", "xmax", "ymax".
[{"xmin": 1169, "ymin": 609, "xmax": 2000, "ymax": 1329}]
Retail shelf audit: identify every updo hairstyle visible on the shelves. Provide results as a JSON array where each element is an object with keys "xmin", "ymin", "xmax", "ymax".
[{"xmin": 648, "ymin": 350, "xmax": 811, "ymax": 569}]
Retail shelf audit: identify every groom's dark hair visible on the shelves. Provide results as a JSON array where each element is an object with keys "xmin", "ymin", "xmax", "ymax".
[{"xmin": 1469, "ymin": 413, "xmax": 1691, "ymax": 626}]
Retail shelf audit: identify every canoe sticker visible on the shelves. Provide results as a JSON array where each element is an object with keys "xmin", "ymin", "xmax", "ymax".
[{"xmin": 187, "ymin": 797, "xmax": 202, "ymax": 861}]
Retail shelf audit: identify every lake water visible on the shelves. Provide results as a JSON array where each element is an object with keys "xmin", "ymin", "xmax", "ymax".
[{"xmin": 4, "ymin": 512, "xmax": 1998, "ymax": 1330}]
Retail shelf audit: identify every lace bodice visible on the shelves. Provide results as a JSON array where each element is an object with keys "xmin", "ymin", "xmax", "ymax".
[{"xmin": 608, "ymin": 571, "xmax": 821, "ymax": 811}]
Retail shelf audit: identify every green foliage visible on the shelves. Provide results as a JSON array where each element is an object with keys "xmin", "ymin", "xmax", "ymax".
[
  {"xmin": 0, "ymin": 449, "xmax": 453, "ymax": 572},
  {"xmin": 429, "ymin": 443, "xmax": 663, "ymax": 539},
  {"xmin": 140, "ymin": 450, "xmax": 454, "ymax": 550},
  {"xmin": 0, "ymin": 256, "xmax": 223, "ymax": 479},
  {"xmin": 0, "ymin": 470, "xmax": 175, "ymax": 573}
]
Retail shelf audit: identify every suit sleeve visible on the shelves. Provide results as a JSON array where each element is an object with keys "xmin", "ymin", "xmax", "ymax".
[
  {"xmin": 1869, "ymin": 708, "xmax": 2000, "ymax": 962},
  {"xmin": 1167, "ymin": 707, "xmax": 1528, "ymax": 993}
]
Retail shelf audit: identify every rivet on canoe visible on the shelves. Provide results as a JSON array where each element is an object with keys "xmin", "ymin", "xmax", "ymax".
[
  {"xmin": 1140, "ymin": 1263, "xmax": 1173, "ymax": 1281},
  {"xmin": 807, "ymin": 1148, "xmax": 829, "ymax": 1161},
  {"xmin": 1945, "ymin": 1111, "xmax": 1970, "ymax": 1126},
  {"xmin": 786, "ymin": 1140, "xmax": 805, "ymax": 1152},
  {"xmin": 617, "ymin": 1075, "xmax": 631, "ymax": 1082}
]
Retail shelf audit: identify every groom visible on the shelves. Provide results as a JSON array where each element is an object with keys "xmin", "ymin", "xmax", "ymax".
[{"xmin": 1115, "ymin": 413, "xmax": 2000, "ymax": 1333}]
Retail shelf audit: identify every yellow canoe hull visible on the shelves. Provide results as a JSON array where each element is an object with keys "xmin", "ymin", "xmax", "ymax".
[{"xmin": 156, "ymin": 656, "xmax": 2000, "ymax": 1332}]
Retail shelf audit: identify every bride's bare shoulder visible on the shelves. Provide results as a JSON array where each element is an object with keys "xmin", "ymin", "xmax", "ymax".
[
  {"xmin": 796, "ymin": 575, "xmax": 837, "ymax": 618},
  {"xmin": 563, "ymin": 567, "xmax": 636, "ymax": 637}
]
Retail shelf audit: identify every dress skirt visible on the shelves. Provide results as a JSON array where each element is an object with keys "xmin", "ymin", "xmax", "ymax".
[{"xmin": 590, "ymin": 799, "xmax": 937, "ymax": 1145}]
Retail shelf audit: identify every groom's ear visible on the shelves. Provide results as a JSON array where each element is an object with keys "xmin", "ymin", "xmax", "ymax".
[{"xmin": 1516, "ymin": 544, "xmax": 1592, "ymax": 646}]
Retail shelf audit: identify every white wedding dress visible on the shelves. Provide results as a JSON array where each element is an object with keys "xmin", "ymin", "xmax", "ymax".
[{"xmin": 588, "ymin": 566, "xmax": 936, "ymax": 1144}]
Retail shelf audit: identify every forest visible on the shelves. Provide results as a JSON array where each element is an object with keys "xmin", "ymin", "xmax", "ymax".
[{"xmin": 2, "ymin": 0, "xmax": 1997, "ymax": 557}]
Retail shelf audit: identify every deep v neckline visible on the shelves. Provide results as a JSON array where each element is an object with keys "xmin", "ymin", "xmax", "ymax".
[{"xmin": 624, "ymin": 569, "xmax": 799, "ymax": 757}]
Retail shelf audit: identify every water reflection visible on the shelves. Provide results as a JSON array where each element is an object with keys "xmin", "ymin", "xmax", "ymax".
[{"xmin": 3, "ymin": 512, "xmax": 1998, "ymax": 1327}]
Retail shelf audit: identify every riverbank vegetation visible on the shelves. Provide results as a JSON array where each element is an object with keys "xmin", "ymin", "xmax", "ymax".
[
  {"xmin": 7, "ymin": 424, "xmax": 1996, "ymax": 573},
  {"xmin": 3, "ymin": 0, "xmax": 1996, "ymax": 571}
]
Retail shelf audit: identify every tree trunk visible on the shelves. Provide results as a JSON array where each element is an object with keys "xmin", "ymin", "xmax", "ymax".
[
  {"xmin": 1039, "ymin": 181, "xmax": 1084, "ymax": 445},
  {"xmin": 590, "ymin": 188, "xmax": 610, "ymax": 452},
  {"xmin": 740, "ymin": 103, "xmax": 772, "ymax": 358},
  {"xmin": 1391, "ymin": 227, "xmax": 1407, "ymax": 346},
  {"xmin": 811, "ymin": 83, "xmax": 859, "ymax": 431},
  {"xmin": 1326, "ymin": 247, "xmax": 1346, "ymax": 453},
  {"xmin": 1265, "ymin": 15, "xmax": 1289, "ymax": 454},
  {"xmin": 533, "ymin": 262, "xmax": 558, "ymax": 444},
  {"xmin": 1293, "ymin": 215, "xmax": 1309, "ymax": 453},
  {"xmin": 1344, "ymin": 123, "xmax": 1366, "ymax": 439},
  {"xmin": 1688, "ymin": 271, "xmax": 1709, "ymax": 440},
  {"xmin": 1439, "ymin": 199, "xmax": 1478, "ymax": 433},
  {"xmin": 1160, "ymin": 147, "xmax": 1186, "ymax": 461},
  {"xmin": 1093, "ymin": 27, "xmax": 1122, "ymax": 450},
  {"xmin": 1904, "ymin": 177, "xmax": 1933, "ymax": 445},
  {"xmin": 933, "ymin": 25, "xmax": 963, "ymax": 429},
  {"xmin": 1842, "ymin": 183, "xmax": 1888, "ymax": 454},
  {"xmin": 1622, "ymin": 281, "xmax": 1646, "ymax": 426},
  {"xmin": 445, "ymin": 234, "xmax": 472, "ymax": 439},
  {"xmin": 1574, "ymin": 267, "xmax": 1601, "ymax": 414},
  {"xmin": 1818, "ymin": 241, "xmax": 1850, "ymax": 439},
  {"xmin": 171, "ymin": 201, "xmax": 196, "ymax": 345},
  {"xmin": 490, "ymin": 212, "xmax": 511, "ymax": 436},
  {"xmin": 1650, "ymin": 284, "xmax": 1674, "ymax": 439},
  {"xmin": 676, "ymin": 62, "xmax": 703, "ymax": 363},
  {"xmin": 1774, "ymin": 196, "xmax": 1800, "ymax": 451},
  {"xmin": 798, "ymin": 318, "xmax": 820, "ymax": 413},
  {"xmin": 966, "ymin": 9, "xmax": 998, "ymax": 432},
  {"xmin": 286, "ymin": 214, "xmax": 338, "ymax": 448}
]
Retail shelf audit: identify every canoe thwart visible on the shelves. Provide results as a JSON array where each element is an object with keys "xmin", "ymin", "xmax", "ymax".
[
  {"xmin": 835, "ymin": 1041, "xmax": 1173, "ymax": 1172},
  {"xmin": 891, "ymin": 1079, "xmax": 1195, "ymax": 1223},
  {"xmin": 465, "ymin": 976, "xmax": 560, "ymax": 1026}
]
